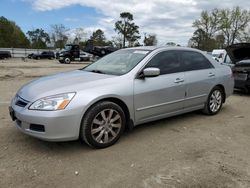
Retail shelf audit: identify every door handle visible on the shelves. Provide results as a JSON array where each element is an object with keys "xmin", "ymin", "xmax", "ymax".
[
  {"xmin": 174, "ymin": 78, "xmax": 184, "ymax": 83},
  {"xmin": 208, "ymin": 72, "xmax": 215, "ymax": 77}
]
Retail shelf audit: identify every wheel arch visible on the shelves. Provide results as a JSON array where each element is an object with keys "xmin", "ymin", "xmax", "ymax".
[
  {"xmin": 80, "ymin": 97, "xmax": 134, "ymax": 135},
  {"xmin": 214, "ymin": 84, "xmax": 226, "ymax": 103}
]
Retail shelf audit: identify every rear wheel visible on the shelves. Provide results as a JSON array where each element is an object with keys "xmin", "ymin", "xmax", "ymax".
[
  {"xmin": 80, "ymin": 101, "xmax": 125, "ymax": 148},
  {"xmin": 203, "ymin": 86, "xmax": 224, "ymax": 115}
]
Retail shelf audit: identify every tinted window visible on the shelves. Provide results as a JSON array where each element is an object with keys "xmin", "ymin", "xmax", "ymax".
[
  {"xmin": 181, "ymin": 51, "xmax": 214, "ymax": 71},
  {"xmin": 145, "ymin": 51, "xmax": 181, "ymax": 75}
]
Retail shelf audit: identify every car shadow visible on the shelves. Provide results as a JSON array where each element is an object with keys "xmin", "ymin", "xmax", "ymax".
[
  {"xmin": 233, "ymin": 89, "xmax": 250, "ymax": 97},
  {"xmin": 126, "ymin": 110, "xmax": 203, "ymax": 135},
  {"xmin": 20, "ymin": 110, "xmax": 202, "ymax": 154},
  {"xmin": 18, "ymin": 104, "xmax": 233, "ymax": 154}
]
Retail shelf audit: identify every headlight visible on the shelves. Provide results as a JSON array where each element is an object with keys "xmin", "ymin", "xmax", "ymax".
[{"xmin": 29, "ymin": 92, "xmax": 76, "ymax": 111}]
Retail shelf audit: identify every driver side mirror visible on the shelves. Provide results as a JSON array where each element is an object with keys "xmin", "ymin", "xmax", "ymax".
[{"xmin": 139, "ymin": 67, "xmax": 160, "ymax": 78}]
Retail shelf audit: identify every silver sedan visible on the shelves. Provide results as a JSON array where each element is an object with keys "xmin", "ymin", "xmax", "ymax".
[{"xmin": 9, "ymin": 46, "xmax": 234, "ymax": 148}]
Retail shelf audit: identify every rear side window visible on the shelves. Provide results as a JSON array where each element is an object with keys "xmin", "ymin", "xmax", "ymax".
[
  {"xmin": 181, "ymin": 51, "xmax": 214, "ymax": 71},
  {"xmin": 145, "ymin": 51, "xmax": 181, "ymax": 75}
]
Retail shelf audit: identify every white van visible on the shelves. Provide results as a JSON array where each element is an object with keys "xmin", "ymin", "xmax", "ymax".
[
  {"xmin": 212, "ymin": 49, "xmax": 233, "ymax": 67},
  {"xmin": 212, "ymin": 49, "xmax": 227, "ymax": 62}
]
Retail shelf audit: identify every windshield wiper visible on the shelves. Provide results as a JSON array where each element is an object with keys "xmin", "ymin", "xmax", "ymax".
[{"xmin": 89, "ymin": 69, "xmax": 106, "ymax": 74}]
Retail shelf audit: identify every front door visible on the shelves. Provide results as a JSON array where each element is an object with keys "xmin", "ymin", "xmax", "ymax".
[{"xmin": 134, "ymin": 50, "xmax": 186, "ymax": 123}]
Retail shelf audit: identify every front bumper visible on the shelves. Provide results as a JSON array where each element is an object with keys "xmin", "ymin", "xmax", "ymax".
[
  {"xmin": 9, "ymin": 102, "xmax": 83, "ymax": 141},
  {"xmin": 235, "ymin": 79, "xmax": 250, "ymax": 90}
]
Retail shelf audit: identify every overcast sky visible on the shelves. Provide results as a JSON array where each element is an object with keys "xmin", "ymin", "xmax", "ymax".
[{"xmin": 1, "ymin": 0, "xmax": 250, "ymax": 46}]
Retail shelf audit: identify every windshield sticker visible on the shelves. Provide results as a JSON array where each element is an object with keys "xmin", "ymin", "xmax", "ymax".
[{"xmin": 133, "ymin": 50, "xmax": 149, "ymax": 54}]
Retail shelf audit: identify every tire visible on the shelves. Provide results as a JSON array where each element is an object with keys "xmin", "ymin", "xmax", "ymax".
[
  {"xmin": 64, "ymin": 57, "xmax": 71, "ymax": 64},
  {"xmin": 203, "ymin": 86, "xmax": 224, "ymax": 115},
  {"xmin": 101, "ymin": 50, "xmax": 106, "ymax": 55},
  {"xmin": 80, "ymin": 101, "xmax": 126, "ymax": 149}
]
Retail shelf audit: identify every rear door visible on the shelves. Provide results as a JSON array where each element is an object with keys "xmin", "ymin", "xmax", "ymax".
[
  {"xmin": 134, "ymin": 50, "xmax": 186, "ymax": 123},
  {"xmin": 179, "ymin": 50, "xmax": 216, "ymax": 109}
]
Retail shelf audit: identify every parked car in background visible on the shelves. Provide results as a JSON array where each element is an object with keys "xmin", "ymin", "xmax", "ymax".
[
  {"xmin": 27, "ymin": 53, "xmax": 34, "ymax": 59},
  {"xmin": 212, "ymin": 49, "xmax": 227, "ymax": 62},
  {"xmin": 32, "ymin": 51, "xmax": 55, "ymax": 60},
  {"xmin": 226, "ymin": 43, "xmax": 250, "ymax": 92},
  {"xmin": 9, "ymin": 46, "xmax": 234, "ymax": 148},
  {"xmin": 79, "ymin": 51, "xmax": 92, "ymax": 61},
  {"xmin": 0, "ymin": 51, "xmax": 11, "ymax": 59},
  {"xmin": 211, "ymin": 49, "xmax": 233, "ymax": 67}
]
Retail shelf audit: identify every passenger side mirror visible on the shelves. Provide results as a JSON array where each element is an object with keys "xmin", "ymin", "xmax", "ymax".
[{"xmin": 139, "ymin": 67, "xmax": 160, "ymax": 78}]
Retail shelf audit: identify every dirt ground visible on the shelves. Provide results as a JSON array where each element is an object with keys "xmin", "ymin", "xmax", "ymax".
[{"xmin": 0, "ymin": 58, "xmax": 250, "ymax": 188}]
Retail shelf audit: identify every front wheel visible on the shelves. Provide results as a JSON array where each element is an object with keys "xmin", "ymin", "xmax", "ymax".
[
  {"xmin": 64, "ymin": 57, "xmax": 71, "ymax": 64},
  {"xmin": 203, "ymin": 86, "xmax": 224, "ymax": 115},
  {"xmin": 80, "ymin": 101, "xmax": 125, "ymax": 148}
]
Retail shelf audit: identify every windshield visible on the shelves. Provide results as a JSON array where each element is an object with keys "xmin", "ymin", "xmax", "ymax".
[
  {"xmin": 64, "ymin": 45, "xmax": 72, "ymax": 51},
  {"xmin": 83, "ymin": 49, "xmax": 151, "ymax": 75}
]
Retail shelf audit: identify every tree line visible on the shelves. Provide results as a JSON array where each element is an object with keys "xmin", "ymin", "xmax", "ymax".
[
  {"xmin": 189, "ymin": 6, "xmax": 250, "ymax": 51},
  {"xmin": 0, "ymin": 12, "xmax": 158, "ymax": 49},
  {"xmin": 1, "ymin": 7, "xmax": 250, "ymax": 50}
]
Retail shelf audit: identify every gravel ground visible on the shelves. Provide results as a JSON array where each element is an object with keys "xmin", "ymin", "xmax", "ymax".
[{"xmin": 0, "ymin": 58, "xmax": 250, "ymax": 188}]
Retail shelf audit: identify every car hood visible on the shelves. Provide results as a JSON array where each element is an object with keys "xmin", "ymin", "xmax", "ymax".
[
  {"xmin": 17, "ymin": 70, "xmax": 116, "ymax": 101},
  {"xmin": 226, "ymin": 43, "xmax": 250, "ymax": 64}
]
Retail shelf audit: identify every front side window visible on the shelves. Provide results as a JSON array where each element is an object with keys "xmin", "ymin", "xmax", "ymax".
[
  {"xmin": 145, "ymin": 51, "xmax": 181, "ymax": 75},
  {"xmin": 181, "ymin": 51, "xmax": 214, "ymax": 71}
]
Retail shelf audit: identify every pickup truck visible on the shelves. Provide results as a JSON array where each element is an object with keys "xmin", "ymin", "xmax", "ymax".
[{"xmin": 58, "ymin": 40, "xmax": 117, "ymax": 64}]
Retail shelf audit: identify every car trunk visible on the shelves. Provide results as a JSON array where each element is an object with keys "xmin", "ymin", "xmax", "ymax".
[
  {"xmin": 226, "ymin": 43, "xmax": 250, "ymax": 64},
  {"xmin": 226, "ymin": 43, "xmax": 250, "ymax": 83}
]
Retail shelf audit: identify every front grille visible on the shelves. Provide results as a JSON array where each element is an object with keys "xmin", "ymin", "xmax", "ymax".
[{"xmin": 15, "ymin": 96, "xmax": 29, "ymax": 107}]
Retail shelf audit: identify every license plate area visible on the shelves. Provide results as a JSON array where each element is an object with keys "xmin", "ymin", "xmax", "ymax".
[{"xmin": 234, "ymin": 73, "xmax": 247, "ymax": 81}]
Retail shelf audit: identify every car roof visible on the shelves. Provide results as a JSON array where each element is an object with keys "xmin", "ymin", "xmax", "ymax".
[{"xmin": 126, "ymin": 46, "xmax": 203, "ymax": 53}]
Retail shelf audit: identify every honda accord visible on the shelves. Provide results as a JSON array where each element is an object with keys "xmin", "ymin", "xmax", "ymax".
[{"xmin": 9, "ymin": 46, "xmax": 234, "ymax": 148}]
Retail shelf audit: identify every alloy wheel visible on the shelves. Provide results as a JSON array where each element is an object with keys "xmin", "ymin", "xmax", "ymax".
[
  {"xmin": 91, "ymin": 109, "xmax": 122, "ymax": 144},
  {"xmin": 209, "ymin": 90, "xmax": 222, "ymax": 113}
]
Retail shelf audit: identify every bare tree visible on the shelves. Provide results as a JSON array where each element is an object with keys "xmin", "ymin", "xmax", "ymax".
[
  {"xmin": 111, "ymin": 35, "xmax": 123, "ymax": 48},
  {"xmin": 193, "ymin": 9, "xmax": 220, "ymax": 38},
  {"xmin": 219, "ymin": 7, "xmax": 250, "ymax": 45},
  {"xmin": 50, "ymin": 24, "xmax": 69, "ymax": 48},
  {"xmin": 73, "ymin": 27, "xmax": 86, "ymax": 44},
  {"xmin": 144, "ymin": 34, "xmax": 157, "ymax": 46}
]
